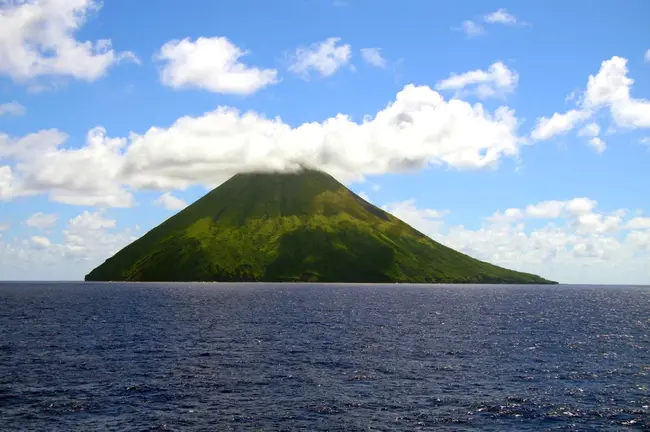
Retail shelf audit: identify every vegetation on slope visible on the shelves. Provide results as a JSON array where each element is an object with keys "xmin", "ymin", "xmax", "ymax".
[{"xmin": 85, "ymin": 169, "xmax": 555, "ymax": 284}]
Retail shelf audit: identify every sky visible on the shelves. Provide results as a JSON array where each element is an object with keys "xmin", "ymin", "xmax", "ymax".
[{"xmin": 0, "ymin": 0, "xmax": 649, "ymax": 284}]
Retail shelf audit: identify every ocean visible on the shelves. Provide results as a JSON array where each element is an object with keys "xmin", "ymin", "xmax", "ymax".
[{"xmin": 0, "ymin": 283, "xmax": 648, "ymax": 431}]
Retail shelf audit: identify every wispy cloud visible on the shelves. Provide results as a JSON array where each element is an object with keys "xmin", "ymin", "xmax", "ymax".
[
  {"xmin": 0, "ymin": 102, "xmax": 26, "ymax": 117},
  {"xmin": 288, "ymin": 37, "xmax": 352, "ymax": 79},
  {"xmin": 484, "ymin": 9, "xmax": 518, "ymax": 25},
  {"xmin": 360, "ymin": 48, "xmax": 387, "ymax": 68},
  {"xmin": 457, "ymin": 9, "xmax": 526, "ymax": 37},
  {"xmin": 436, "ymin": 61, "xmax": 518, "ymax": 99},
  {"xmin": 25, "ymin": 212, "xmax": 58, "ymax": 229},
  {"xmin": 460, "ymin": 20, "xmax": 485, "ymax": 37}
]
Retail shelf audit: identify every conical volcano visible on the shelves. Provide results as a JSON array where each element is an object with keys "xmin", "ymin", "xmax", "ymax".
[{"xmin": 85, "ymin": 169, "xmax": 554, "ymax": 284}]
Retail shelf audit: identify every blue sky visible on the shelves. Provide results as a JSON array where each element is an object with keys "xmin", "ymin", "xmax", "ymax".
[{"xmin": 0, "ymin": 0, "xmax": 649, "ymax": 283}]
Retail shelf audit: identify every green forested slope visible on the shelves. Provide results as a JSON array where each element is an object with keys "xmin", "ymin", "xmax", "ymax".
[{"xmin": 85, "ymin": 169, "xmax": 554, "ymax": 284}]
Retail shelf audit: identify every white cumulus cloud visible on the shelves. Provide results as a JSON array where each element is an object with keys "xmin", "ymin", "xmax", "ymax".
[
  {"xmin": 0, "ymin": 127, "xmax": 134, "ymax": 207},
  {"xmin": 577, "ymin": 123, "xmax": 605, "ymax": 152},
  {"xmin": 0, "ymin": 0, "xmax": 137, "ymax": 83},
  {"xmin": 1, "ymin": 210, "xmax": 137, "ymax": 280},
  {"xmin": 487, "ymin": 208, "xmax": 524, "ymax": 223},
  {"xmin": 25, "ymin": 212, "xmax": 58, "ymax": 229},
  {"xmin": 488, "ymin": 197, "xmax": 620, "ymax": 235},
  {"xmin": 119, "ymin": 84, "xmax": 522, "ymax": 189},
  {"xmin": 0, "ymin": 84, "xmax": 524, "ymax": 206},
  {"xmin": 531, "ymin": 55, "xmax": 650, "ymax": 144},
  {"xmin": 155, "ymin": 192, "xmax": 188, "ymax": 211},
  {"xmin": 60, "ymin": 211, "xmax": 127, "ymax": 263},
  {"xmin": 530, "ymin": 109, "xmax": 590, "ymax": 141},
  {"xmin": 3, "ymin": 128, "xmax": 134, "ymax": 207},
  {"xmin": 156, "ymin": 36, "xmax": 279, "ymax": 95},
  {"xmin": 566, "ymin": 197, "xmax": 597, "ymax": 216},
  {"xmin": 578, "ymin": 122, "xmax": 601, "ymax": 137},
  {"xmin": 30, "ymin": 235, "xmax": 51, "ymax": 249},
  {"xmin": 436, "ymin": 61, "xmax": 518, "ymax": 99},
  {"xmin": 627, "ymin": 217, "xmax": 650, "ymax": 229},
  {"xmin": 583, "ymin": 56, "xmax": 650, "ymax": 128},
  {"xmin": 289, "ymin": 37, "xmax": 352, "ymax": 78},
  {"xmin": 0, "ymin": 165, "xmax": 26, "ymax": 201},
  {"xmin": 384, "ymin": 197, "xmax": 649, "ymax": 284},
  {"xmin": 382, "ymin": 199, "xmax": 447, "ymax": 236},
  {"xmin": 525, "ymin": 200, "xmax": 566, "ymax": 219}
]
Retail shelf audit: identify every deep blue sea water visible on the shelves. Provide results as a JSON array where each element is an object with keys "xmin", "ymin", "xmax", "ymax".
[{"xmin": 0, "ymin": 283, "xmax": 648, "ymax": 431}]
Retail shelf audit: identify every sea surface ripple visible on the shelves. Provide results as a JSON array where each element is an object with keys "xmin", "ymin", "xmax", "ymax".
[{"xmin": 0, "ymin": 283, "xmax": 648, "ymax": 431}]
